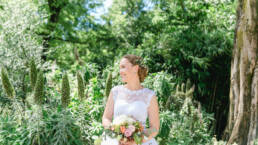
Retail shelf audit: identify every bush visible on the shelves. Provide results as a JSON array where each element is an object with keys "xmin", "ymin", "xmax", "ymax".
[{"xmin": 15, "ymin": 106, "xmax": 83, "ymax": 145}]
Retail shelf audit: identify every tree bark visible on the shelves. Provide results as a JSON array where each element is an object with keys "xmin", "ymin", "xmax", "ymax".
[{"xmin": 223, "ymin": 0, "xmax": 258, "ymax": 145}]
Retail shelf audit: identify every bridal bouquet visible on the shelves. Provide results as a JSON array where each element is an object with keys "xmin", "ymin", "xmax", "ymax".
[{"xmin": 95, "ymin": 115, "xmax": 146, "ymax": 145}]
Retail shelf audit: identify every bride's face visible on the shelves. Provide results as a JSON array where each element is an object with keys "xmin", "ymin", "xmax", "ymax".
[{"xmin": 119, "ymin": 58, "xmax": 139, "ymax": 83}]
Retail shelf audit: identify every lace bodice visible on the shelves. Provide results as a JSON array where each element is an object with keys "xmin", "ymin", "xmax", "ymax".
[
  {"xmin": 101, "ymin": 85, "xmax": 159, "ymax": 145},
  {"xmin": 111, "ymin": 85, "xmax": 156, "ymax": 127}
]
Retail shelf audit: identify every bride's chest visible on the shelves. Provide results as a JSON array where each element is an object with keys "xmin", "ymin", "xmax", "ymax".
[
  {"xmin": 114, "ymin": 99, "xmax": 147, "ymax": 111},
  {"xmin": 114, "ymin": 98, "xmax": 148, "ymax": 120}
]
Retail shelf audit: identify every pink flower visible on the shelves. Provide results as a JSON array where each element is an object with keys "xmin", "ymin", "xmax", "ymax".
[
  {"xmin": 124, "ymin": 128, "xmax": 133, "ymax": 137},
  {"xmin": 128, "ymin": 125, "xmax": 135, "ymax": 132}
]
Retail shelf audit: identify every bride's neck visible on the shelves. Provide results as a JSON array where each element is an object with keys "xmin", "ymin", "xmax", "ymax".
[{"xmin": 125, "ymin": 80, "xmax": 142, "ymax": 90}]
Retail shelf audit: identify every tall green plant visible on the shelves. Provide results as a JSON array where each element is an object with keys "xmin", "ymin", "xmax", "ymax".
[
  {"xmin": 105, "ymin": 71, "xmax": 112, "ymax": 98},
  {"xmin": 1, "ymin": 67, "xmax": 15, "ymax": 98},
  {"xmin": 34, "ymin": 71, "xmax": 45, "ymax": 105},
  {"xmin": 77, "ymin": 71, "xmax": 85, "ymax": 100},
  {"xmin": 30, "ymin": 59, "xmax": 37, "ymax": 90},
  {"xmin": 61, "ymin": 73, "xmax": 70, "ymax": 108}
]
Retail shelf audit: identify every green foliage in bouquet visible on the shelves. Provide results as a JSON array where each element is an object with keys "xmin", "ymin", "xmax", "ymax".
[
  {"xmin": 77, "ymin": 71, "xmax": 85, "ymax": 100},
  {"xmin": 62, "ymin": 73, "xmax": 70, "ymax": 108},
  {"xmin": 1, "ymin": 67, "xmax": 15, "ymax": 98},
  {"xmin": 34, "ymin": 71, "xmax": 45, "ymax": 105}
]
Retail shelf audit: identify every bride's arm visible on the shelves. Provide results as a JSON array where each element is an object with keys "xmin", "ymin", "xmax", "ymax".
[
  {"xmin": 144, "ymin": 95, "xmax": 160, "ymax": 142},
  {"xmin": 102, "ymin": 91, "xmax": 114, "ymax": 129}
]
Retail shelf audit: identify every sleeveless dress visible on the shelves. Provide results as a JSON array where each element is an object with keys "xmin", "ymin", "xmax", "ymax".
[{"xmin": 101, "ymin": 85, "xmax": 159, "ymax": 145}]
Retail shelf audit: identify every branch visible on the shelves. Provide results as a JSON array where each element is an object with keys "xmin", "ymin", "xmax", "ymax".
[
  {"xmin": 51, "ymin": 37, "xmax": 89, "ymax": 44},
  {"xmin": 35, "ymin": 32, "xmax": 89, "ymax": 44}
]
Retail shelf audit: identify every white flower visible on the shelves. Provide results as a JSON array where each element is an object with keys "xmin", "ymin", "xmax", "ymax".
[{"xmin": 112, "ymin": 115, "xmax": 136, "ymax": 125}]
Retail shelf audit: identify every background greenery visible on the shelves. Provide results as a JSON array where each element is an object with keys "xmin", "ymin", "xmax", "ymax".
[{"xmin": 0, "ymin": 0, "xmax": 237, "ymax": 144}]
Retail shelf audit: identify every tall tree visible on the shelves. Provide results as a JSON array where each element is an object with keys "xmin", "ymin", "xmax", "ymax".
[
  {"xmin": 38, "ymin": 0, "xmax": 101, "ymax": 61},
  {"xmin": 108, "ymin": 0, "xmax": 150, "ymax": 49},
  {"xmin": 223, "ymin": 0, "xmax": 258, "ymax": 144}
]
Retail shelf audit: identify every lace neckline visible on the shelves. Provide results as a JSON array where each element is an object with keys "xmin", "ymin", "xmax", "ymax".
[{"xmin": 121, "ymin": 85, "xmax": 146, "ymax": 92}]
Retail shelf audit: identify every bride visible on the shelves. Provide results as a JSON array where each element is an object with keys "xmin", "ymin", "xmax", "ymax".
[{"xmin": 102, "ymin": 54, "xmax": 160, "ymax": 145}]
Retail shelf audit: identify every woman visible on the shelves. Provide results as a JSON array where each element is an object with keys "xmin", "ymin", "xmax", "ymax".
[{"xmin": 102, "ymin": 54, "xmax": 160, "ymax": 145}]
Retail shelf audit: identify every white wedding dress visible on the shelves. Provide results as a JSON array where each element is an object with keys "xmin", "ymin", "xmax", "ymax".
[{"xmin": 101, "ymin": 85, "xmax": 159, "ymax": 145}]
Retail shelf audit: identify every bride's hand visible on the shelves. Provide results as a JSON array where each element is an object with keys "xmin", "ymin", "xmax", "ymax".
[
  {"xmin": 142, "ymin": 138, "xmax": 147, "ymax": 143},
  {"xmin": 142, "ymin": 138, "xmax": 152, "ymax": 143}
]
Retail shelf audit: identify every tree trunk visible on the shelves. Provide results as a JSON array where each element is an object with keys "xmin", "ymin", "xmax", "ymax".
[
  {"xmin": 223, "ymin": 0, "xmax": 258, "ymax": 145},
  {"xmin": 73, "ymin": 47, "xmax": 84, "ymax": 66},
  {"xmin": 41, "ymin": 0, "xmax": 64, "ymax": 61}
]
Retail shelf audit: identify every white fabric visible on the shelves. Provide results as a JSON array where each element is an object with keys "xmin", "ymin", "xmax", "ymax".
[{"xmin": 102, "ymin": 85, "xmax": 158, "ymax": 145}]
